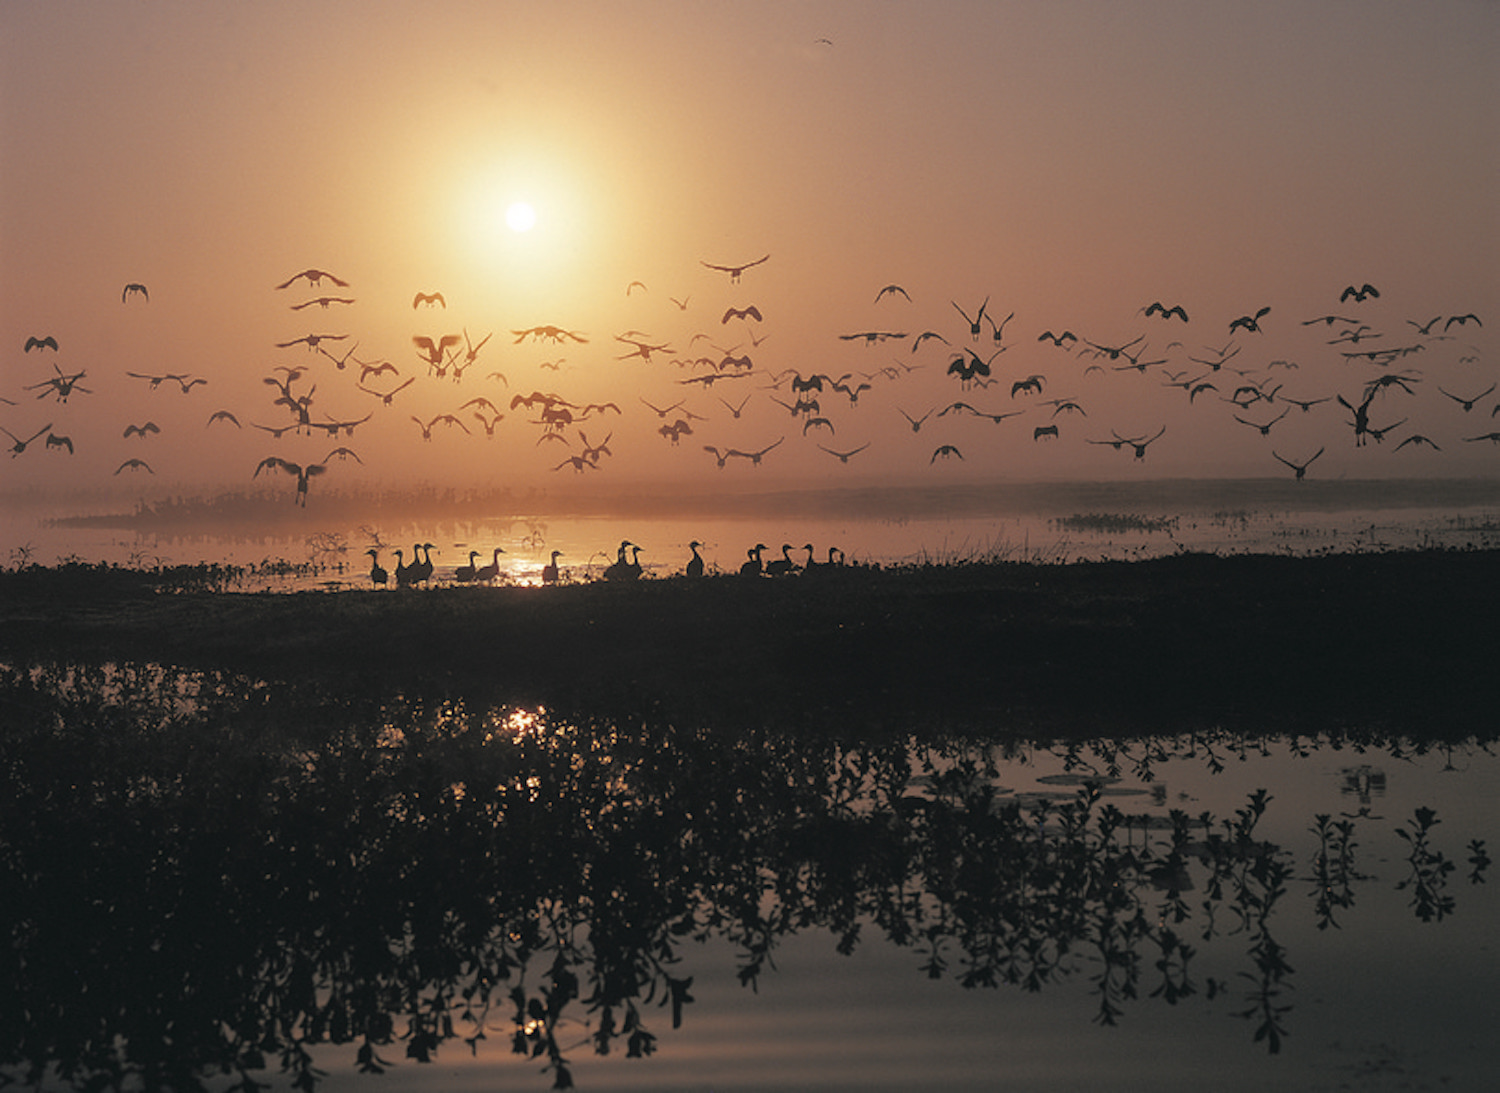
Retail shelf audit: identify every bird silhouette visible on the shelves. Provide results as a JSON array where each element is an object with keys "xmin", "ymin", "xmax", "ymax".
[
  {"xmin": 123, "ymin": 422, "xmax": 160, "ymax": 439},
  {"xmin": 1142, "ymin": 302, "xmax": 1189, "ymax": 322},
  {"xmin": 952, "ymin": 296, "xmax": 988, "ymax": 340},
  {"xmin": 604, "ymin": 541, "xmax": 643, "ymax": 580},
  {"xmin": 290, "ymin": 296, "xmax": 354, "ymax": 310},
  {"xmin": 740, "ymin": 543, "xmax": 768, "ymax": 577},
  {"xmin": 898, "ymin": 407, "xmax": 933, "ymax": 432},
  {"xmin": 1038, "ymin": 330, "xmax": 1078, "ymax": 347},
  {"xmin": 541, "ymin": 550, "xmax": 563, "ymax": 584},
  {"xmin": 1033, "ymin": 424, "xmax": 1060, "ymax": 441},
  {"xmin": 276, "ymin": 269, "xmax": 349, "ymax": 290},
  {"xmin": 412, "ymin": 292, "xmax": 446, "ymax": 308},
  {"xmin": 1228, "ymin": 306, "xmax": 1271, "ymax": 334},
  {"xmin": 121, "ymin": 283, "xmax": 148, "ymax": 302},
  {"xmin": 726, "ymin": 438, "xmax": 784, "ymax": 465},
  {"xmin": 206, "ymin": 410, "xmax": 242, "ymax": 428},
  {"xmin": 1273, "ymin": 447, "xmax": 1324, "ymax": 481},
  {"xmin": 44, "ymin": 432, "xmax": 73, "ymax": 454},
  {"xmin": 366, "ymin": 549, "xmax": 388, "ymax": 588},
  {"xmin": 765, "ymin": 543, "xmax": 800, "ymax": 576},
  {"xmin": 1339, "ymin": 283, "xmax": 1380, "ymax": 302},
  {"xmin": 413, "ymin": 334, "xmax": 461, "ymax": 369},
  {"xmin": 1437, "ymin": 384, "xmax": 1495, "ymax": 411},
  {"xmin": 1394, "ymin": 434, "xmax": 1441, "ymax": 452},
  {"xmin": 685, "ymin": 541, "xmax": 705, "ymax": 578},
  {"xmin": 930, "ymin": 444, "xmax": 963, "ymax": 463},
  {"xmin": 453, "ymin": 550, "xmax": 481, "ymax": 583},
  {"xmin": 818, "ymin": 442, "xmax": 870, "ymax": 463},
  {"xmin": 23, "ymin": 335, "xmax": 58, "ymax": 352},
  {"xmin": 722, "ymin": 305, "xmax": 763, "ymax": 323},
  {"xmin": 702, "ymin": 254, "xmax": 769, "ymax": 282},
  {"xmin": 874, "ymin": 284, "xmax": 911, "ymax": 303},
  {"xmin": 1444, "ymin": 313, "xmax": 1482, "ymax": 330},
  {"xmin": 253, "ymin": 456, "xmax": 326, "ymax": 506},
  {"xmin": 114, "ymin": 458, "xmax": 153, "ymax": 474}
]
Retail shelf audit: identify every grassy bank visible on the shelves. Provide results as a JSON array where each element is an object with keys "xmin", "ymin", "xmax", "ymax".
[{"xmin": 2, "ymin": 548, "xmax": 1495, "ymax": 733}]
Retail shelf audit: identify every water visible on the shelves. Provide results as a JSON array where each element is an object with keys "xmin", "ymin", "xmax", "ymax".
[
  {"xmin": 2, "ymin": 661, "xmax": 1494, "ymax": 1092},
  {"xmin": 5, "ymin": 477, "xmax": 1499, "ymax": 590}
]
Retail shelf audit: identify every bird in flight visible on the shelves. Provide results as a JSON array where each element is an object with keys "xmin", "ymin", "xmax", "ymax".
[
  {"xmin": 874, "ymin": 284, "xmax": 910, "ymax": 303},
  {"xmin": 290, "ymin": 296, "xmax": 355, "ymax": 310},
  {"xmin": 44, "ymin": 432, "xmax": 73, "ymax": 454},
  {"xmin": 122, "ymin": 283, "xmax": 149, "ymax": 303},
  {"xmin": 818, "ymin": 442, "xmax": 870, "ymax": 463},
  {"xmin": 123, "ymin": 422, "xmax": 160, "ymax": 439},
  {"xmin": 115, "ymin": 458, "xmax": 154, "ymax": 474},
  {"xmin": 930, "ymin": 444, "xmax": 963, "ymax": 463},
  {"xmin": 3, "ymin": 422, "xmax": 51, "ymax": 456},
  {"xmin": 952, "ymin": 297, "xmax": 988, "ymax": 340},
  {"xmin": 1228, "ymin": 306, "xmax": 1271, "ymax": 334},
  {"xmin": 1444, "ymin": 313, "xmax": 1482, "ymax": 330},
  {"xmin": 412, "ymin": 292, "xmax": 446, "ymax": 308},
  {"xmin": 722, "ymin": 305, "xmax": 763, "ymax": 323},
  {"xmin": 702, "ymin": 254, "xmax": 769, "ymax": 283},
  {"xmin": 1273, "ymin": 447, "xmax": 1324, "ymax": 481},
  {"xmin": 1339, "ymin": 283, "xmax": 1379, "ymax": 303},
  {"xmin": 276, "ymin": 269, "xmax": 349, "ymax": 290},
  {"xmin": 413, "ymin": 334, "xmax": 461, "ymax": 368},
  {"xmin": 1142, "ymin": 302, "xmax": 1189, "ymax": 322},
  {"xmin": 24, "ymin": 335, "xmax": 58, "ymax": 352}
]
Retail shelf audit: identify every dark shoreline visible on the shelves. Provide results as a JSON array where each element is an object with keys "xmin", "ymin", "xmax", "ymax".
[{"xmin": 3, "ymin": 547, "xmax": 1495, "ymax": 734}]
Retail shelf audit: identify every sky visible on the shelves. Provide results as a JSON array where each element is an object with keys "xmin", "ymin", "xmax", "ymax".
[{"xmin": 2, "ymin": 0, "xmax": 1497, "ymax": 506}]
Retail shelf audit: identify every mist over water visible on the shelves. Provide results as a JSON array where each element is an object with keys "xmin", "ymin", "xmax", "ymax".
[{"xmin": 5, "ymin": 477, "xmax": 1498, "ymax": 588}]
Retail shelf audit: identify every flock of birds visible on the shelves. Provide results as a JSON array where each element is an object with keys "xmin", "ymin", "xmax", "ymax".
[
  {"xmin": 358, "ymin": 536, "xmax": 851, "ymax": 588},
  {"xmin": 5, "ymin": 259, "xmax": 1493, "ymax": 518}
]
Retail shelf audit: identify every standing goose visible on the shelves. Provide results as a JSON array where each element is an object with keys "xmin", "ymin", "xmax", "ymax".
[
  {"xmin": 765, "ymin": 543, "xmax": 800, "ymax": 576},
  {"xmin": 366, "ymin": 548, "xmax": 388, "ymax": 588},
  {"xmin": 411, "ymin": 543, "xmax": 436, "ymax": 585},
  {"xmin": 685, "ymin": 541, "xmax": 705, "ymax": 578},
  {"xmin": 475, "ymin": 547, "xmax": 506, "ymax": 584},
  {"xmin": 541, "ymin": 550, "xmax": 563, "ymax": 584},
  {"xmin": 739, "ymin": 543, "xmax": 768, "ymax": 577},
  {"xmin": 453, "ymin": 550, "xmax": 481, "ymax": 583},
  {"xmin": 393, "ymin": 549, "xmax": 414, "ymax": 588}
]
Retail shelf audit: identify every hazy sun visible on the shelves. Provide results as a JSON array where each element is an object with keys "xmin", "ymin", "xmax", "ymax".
[{"xmin": 505, "ymin": 202, "xmax": 537, "ymax": 232}]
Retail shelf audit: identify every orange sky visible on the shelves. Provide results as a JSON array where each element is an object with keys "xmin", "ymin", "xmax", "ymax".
[{"xmin": 2, "ymin": 0, "xmax": 1497, "ymax": 506}]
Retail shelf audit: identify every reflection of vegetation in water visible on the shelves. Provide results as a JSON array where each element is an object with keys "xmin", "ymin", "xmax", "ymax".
[
  {"xmin": 1051, "ymin": 512, "xmax": 1179, "ymax": 533},
  {"xmin": 0, "ymin": 664, "xmax": 1491, "ymax": 1091}
]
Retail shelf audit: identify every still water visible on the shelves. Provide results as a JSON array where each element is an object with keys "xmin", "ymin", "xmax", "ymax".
[
  {"xmin": 1, "ymin": 658, "xmax": 1494, "ymax": 1093},
  {"xmin": 5, "ymin": 477, "xmax": 1500, "ymax": 588}
]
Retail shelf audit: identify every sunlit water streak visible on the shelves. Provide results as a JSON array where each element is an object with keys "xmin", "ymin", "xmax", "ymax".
[{"xmin": 5, "ymin": 478, "xmax": 1499, "ymax": 591}]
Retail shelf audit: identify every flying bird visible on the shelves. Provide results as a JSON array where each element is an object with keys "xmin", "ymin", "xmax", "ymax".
[
  {"xmin": 1339, "ymin": 283, "xmax": 1379, "ymax": 303},
  {"xmin": 123, "ymin": 422, "xmax": 160, "ymax": 438},
  {"xmin": 115, "ymin": 458, "xmax": 154, "ymax": 474},
  {"xmin": 44, "ymin": 432, "xmax": 73, "ymax": 454},
  {"xmin": 722, "ymin": 305, "xmax": 763, "ymax": 323},
  {"xmin": 23, "ymin": 336, "xmax": 58, "ymax": 352},
  {"xmin": 1444, "ymin": 313, "xmax": 1482, "ymax": 330},
  {"xmin": 1272, "ymin": 447, "xmax": 1324, "ymax": 481},
  {"xmin": 1142, "ymin": 302, "xmax": 1189, "ymax": 322},
  {"xmin": 122, "ymin": 283, "xmax": 149, "ymax": 302},
  {"xmin": 1228, "ymin": 306, "xmax": 1271, "ymax": 333},
  {"xmin": 874, "ymin": 284, "xmax": 911, "ymax": 303},
  {"xmin": 276, "ymin": 269, "xmax": 349, "ymax": 290},
  {"xmin": 701, "ymin": 254, "xmax": 770, "ymax": 282},
  {"xmin": 206, "ymin": 410, "xmax": 241, "ymax": 428},
  {"xmin": 952, "ymin": 297, "xmax": 988, "ymax": 340},
  {"xmin": 412, "ymin": 292, "xmax": 447, "ymax": 308},
  {"xmin": 289, "ymin": 296, "xmax": 354, "ymax": 310},
  {"xmin": 930, "ymin": 444, "xmax": 963, "ymax": 463},
  {"xmin": 818, "ymin": 442, "xmax": 870, "ymax": 463}
]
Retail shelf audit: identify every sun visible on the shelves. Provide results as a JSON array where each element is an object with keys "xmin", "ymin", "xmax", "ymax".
[{"xmin": 505, "ymin": 202, "xmax": 537, "ymax": 232}]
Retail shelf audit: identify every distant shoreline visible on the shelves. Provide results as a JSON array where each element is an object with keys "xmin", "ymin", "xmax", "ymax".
[{"xmin": 13, "ymin": 475, "xmax": 1500, "ymax": 532}]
